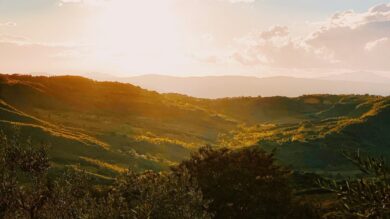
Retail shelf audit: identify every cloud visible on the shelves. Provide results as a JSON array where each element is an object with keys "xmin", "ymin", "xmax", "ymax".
[
  {"xmin": 259, "ymin": 25, "xmax": 289, "ymax": 40},
  {"xmin": 0, "ymin": 22, "xmax": 16, "ymax": 27},
  {"xmin": 232, "ymin": 3, "xmax": 390, "ymax": 71},
  {"xmin": 233, "ymin": 26, "xmax": 334, "ymax": 68},
  {"xmin": 0, "ymin": 34, "xmax": 29, "ymax": 44},
  {"xmin": 191, "ymin": 54, "xmax": 220, "ymax": 64},
  {"xmin": 58, "ymin": 0, "xmax": 108, "ymax": 6},
  {"xmin": 227, "ymin": 0, "xmax": 255, "ymax": 3},
  {"xmin": 306, "ymin": 3, "xmax": 390, "ymax": 70},
  {"xmin": 60, "ymin": 0, "xmax": 255, "ymax": 6},
  {"xmin": 0, "ymin": 33, "xmax": 87, "ymax": 73},
  {"xmin": 365, "ymin": 37, "xmax": 388, "ymax": 51}
]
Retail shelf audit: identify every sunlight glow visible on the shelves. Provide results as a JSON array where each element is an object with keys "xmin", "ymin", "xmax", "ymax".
[{"xmin": 88, "ymin": 0, "xmax": 187, "ymax": 74}]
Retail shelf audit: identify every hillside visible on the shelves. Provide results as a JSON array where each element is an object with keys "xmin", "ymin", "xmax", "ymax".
[
  {"xmin": 0, "ymin": 74, "xmax": 389, "ymax": 177},
  {"xmin": 0, "ymin": 74, "xmax": 238, "ymax": 177},
  {"xmin": 259, "ymin": 97, "xmax": 390, "ymax": 174}
]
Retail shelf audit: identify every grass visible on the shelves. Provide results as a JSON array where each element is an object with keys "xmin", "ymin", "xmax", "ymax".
[{"xmin": 0, "ymin": 74, "xmax": 389, "ymax": 178}]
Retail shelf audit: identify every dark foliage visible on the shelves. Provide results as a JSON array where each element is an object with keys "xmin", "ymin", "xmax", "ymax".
[
  {"xmin": 107, "ymin": 170, "xmax": 211, "ymax": 218},
  {"xmin": 2, "ymin": 134, "xmax": 359, "ymax": 219},
  {"xmin": 319, "ymin": 150, "xmax": 390, "ymax": 218},
  {"xmin": 173, "ymin": 146, "xmax": 320, "ymax": 219},
  {"xmin": 0, "ymin": 134, "xmax": 210, "ymax": 218}
]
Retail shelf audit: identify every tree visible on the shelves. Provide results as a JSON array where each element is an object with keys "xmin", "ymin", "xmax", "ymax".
[
  {"xmin": 109, "ymin": 169, "xmax": 212, "ymax": 219},
  {"xmin": 0, "ymin": 133, "xmax": 97, "ymax": 219},
  {"xmin": 173, "ymin": 146, "xmax": 317, "ymax": 219},
  {"xmin": 0, "ymin": 133, "xmax": 52, "ymax": 219},
  {"xmin": 319, "ymin": 150, "xmax": 390, "ymax": 218}
]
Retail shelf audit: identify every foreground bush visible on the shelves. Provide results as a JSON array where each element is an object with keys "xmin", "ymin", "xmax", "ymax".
[
  {"xmin": 173, "ymin": 146, "xmax": 320, "ymax": 219},
  {"xmin": 107, "ymin": 170, "xmax": 211, "ymax": 218},
  {"xmin": 319, "ymin": 150, "xmax": 390, "ymax": 218}
]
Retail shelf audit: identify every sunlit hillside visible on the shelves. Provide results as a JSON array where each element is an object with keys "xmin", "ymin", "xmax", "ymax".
[{"xmin": 1, "ymin": 74, "xmax": 389, "ymax": 178}]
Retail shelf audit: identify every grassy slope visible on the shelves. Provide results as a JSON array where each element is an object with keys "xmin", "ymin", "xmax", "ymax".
[
  {"xmin": 0, "ymin": 99, "xmax": 163, "ymax": 178},
  {"xmin": 257, "ymin": 97, "xmax": 390, "ymax": 174},
  {"xmin": 0, "ymin": 74, "xmax": 238, "ymax": 176},
  {"xmin": 0, "ymin": 74, "xmax": 389, "ymax": 177}
]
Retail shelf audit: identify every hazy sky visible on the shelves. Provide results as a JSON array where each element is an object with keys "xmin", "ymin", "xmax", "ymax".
[{"xmin": 0, "ymin": 0, "xmax": 389, "ymax": 77}]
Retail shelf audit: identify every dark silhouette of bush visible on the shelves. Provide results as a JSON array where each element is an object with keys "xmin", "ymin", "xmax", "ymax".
[
  {"xmin": 0, "ymin": 134, "xmax": 52, "ymax": 218},
  {"xmin": 319, "ymin": 150, "xmax": 390, "ymax": 218},
  {"xmin": 173, "ymin": 146, "xmax": 320, "ymax": 219},
  {"xmin": 0, "ymin": 133, "xmax": 102, "ymax": 218},
  {"xmin": 106, "ymin": 170, "xmax": 211, "ymax": 218}
]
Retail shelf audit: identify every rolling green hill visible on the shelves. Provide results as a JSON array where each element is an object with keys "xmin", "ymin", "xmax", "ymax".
[{"xmin": 0, "ymin": 74, "xmax": 389, "ymax": 177}]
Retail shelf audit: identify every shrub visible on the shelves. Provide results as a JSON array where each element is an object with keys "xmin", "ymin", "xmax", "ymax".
[
  {"xmin": 173, "ymin": 146, "xmax": 320, "ymax": 219},
  {"xmin": 108, "ymin": 169, "xmax": 212, "ymax": 219},
  {"xmin": 319, "ymin": 150, "xmax": 390, "ymax": 218}
]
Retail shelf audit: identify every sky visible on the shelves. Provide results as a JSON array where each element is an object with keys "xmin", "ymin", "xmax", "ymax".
[{"xmin": 0, "ymin": 0, "xmax": 389, "ymax": 78}]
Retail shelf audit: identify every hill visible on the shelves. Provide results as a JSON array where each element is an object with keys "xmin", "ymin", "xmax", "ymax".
[
  {"xmin": 123, "ymin": 75, "xmax": 390, "ymax": 98},
  {"xmin": 0, "ymin": 74, "xmax": 238, "ymax": 177},
  {"xmin": 0, "ymin": 74, "xmax": 389, "ymax": 177},
  {"xmin": 320, "ymin": 71, "xmax": 390, "ymax": 84}
]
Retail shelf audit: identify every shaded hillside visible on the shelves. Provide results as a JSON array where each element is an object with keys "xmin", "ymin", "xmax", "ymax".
[
  {"xmin": 256, "ymin": 98, "xmax": 390, "ymax": 173},
  {"xmin": 0, "ymin": 74, "xmax": 389, "ymax": 177},
  {"xmin": 167, "ymin": 94, "xmax": 377, "ymax": 124}
]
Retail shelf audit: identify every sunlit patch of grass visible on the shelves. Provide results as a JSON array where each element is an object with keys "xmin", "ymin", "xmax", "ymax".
[
  {"xmin": 0, "ymin": 120, "xmax": 110, "ymax": 150},
  {"xmin": 134, "ymin": 132, "xmax": 198, "ymax": 148},
  {"xmin": 67, "ymin": 164, "xmax": 116, "ymax": 181},
  {"xmin": 303, "ymin": 97, "xmax": 321, "ymax": 104},
  {"xmin": 123, "ymin": 149, "xmax": 177, "ymax": 166},
  {"xmin": 217, "ymin": 124, "xmax": 278, "ymax": 148},
  {"xmin": 79, "ymin": 156, "xmax": 126, "ymax": 173}
]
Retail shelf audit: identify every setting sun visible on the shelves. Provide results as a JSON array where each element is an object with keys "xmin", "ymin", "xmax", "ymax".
[{"xmin": 86, "ymin": 0, "xmax": 187, "ymax": 74}]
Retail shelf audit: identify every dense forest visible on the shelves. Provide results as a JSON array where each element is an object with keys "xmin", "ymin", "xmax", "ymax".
[{"xmin": 0, "ymin": 74, "xmax": 389, "ymax": 218}]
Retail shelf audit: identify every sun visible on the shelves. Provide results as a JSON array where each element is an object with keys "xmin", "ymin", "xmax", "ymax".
[{"xmin": 87, "ymin": 0, "xmax": 186, "ymax": 74}]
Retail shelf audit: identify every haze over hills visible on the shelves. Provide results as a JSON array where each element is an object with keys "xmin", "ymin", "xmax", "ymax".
[
  {"xmin": 29, "ymin": 72, "xmax": 390, "ymax": 99},
  {"xmin": 0, "ymin": 74, "xmax": 389, "ymax": 178},
  {"xmin": 320, "ymin": 71, "xmax": 390, "ymax": 84},
  {"xmin": 122, "ymin": 74, "xmax": 390, "ymax": 99}
]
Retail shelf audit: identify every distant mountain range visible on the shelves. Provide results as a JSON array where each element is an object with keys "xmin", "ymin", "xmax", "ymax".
[
  {"xmin": 123, "ymin": 74, "xmax": 390, "ymax": 99},
  {"xmin": 320, "ymin": 71, "xmax": 390, "ymax": 84},
  {"xmin": 74, "ymin": 72, "xmax": 390, "ymax": 99}
]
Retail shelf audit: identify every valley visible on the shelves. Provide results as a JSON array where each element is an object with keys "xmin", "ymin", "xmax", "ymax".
[{"xmin": 0, "ymin": 74, "xmax": 389, "ymax": 179}]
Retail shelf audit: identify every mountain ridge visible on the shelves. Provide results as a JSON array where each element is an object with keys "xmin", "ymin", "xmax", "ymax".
[{"xmin": 122, "ymin": 74, "xmax": 390, "ymax": 98}]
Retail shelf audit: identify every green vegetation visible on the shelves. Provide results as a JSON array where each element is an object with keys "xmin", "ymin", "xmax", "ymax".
[
  {"xmin": 0, "ymin": 114, "xmax": 389, "ymax": 218},
  {"xmin": 1, "ymin": 136, "xmax": 320, "ymax": 218},
  {"xmin": 1, "ymin": 74, "xmax": 389, "ymax": 178},
  {"xmin": 319, "ymin": 150, "xmax": 390, "ymax": 218},
  {"xmin": 173, "ymin": 146, "xmax": 320, "ymax": 218}
]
